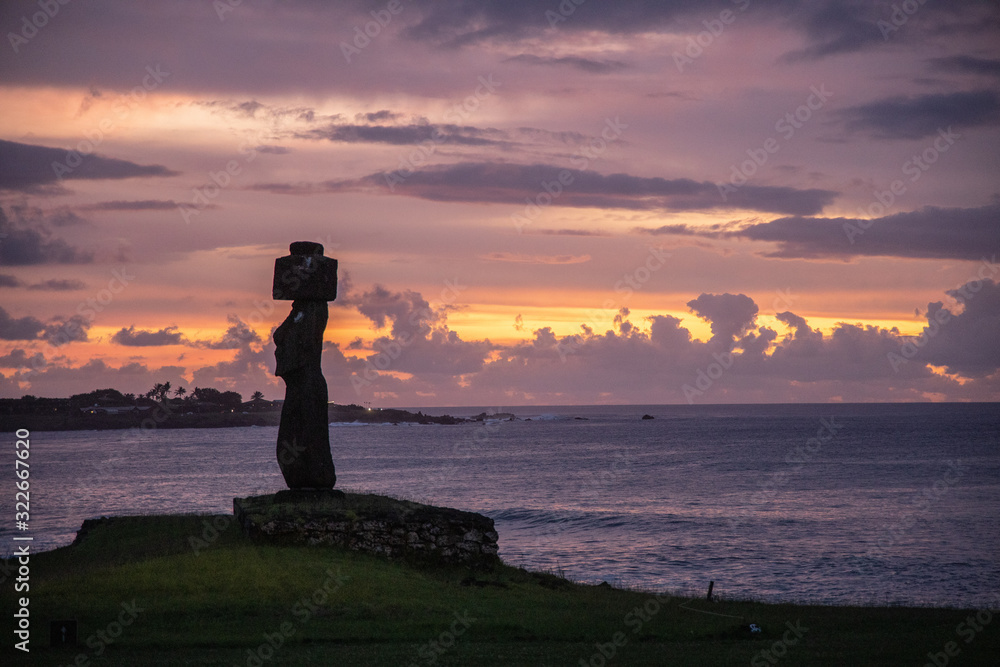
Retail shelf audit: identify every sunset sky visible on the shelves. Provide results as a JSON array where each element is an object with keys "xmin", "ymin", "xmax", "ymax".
[{"xmin": 1, "ymin": 0, "xmax": 998, "ymax": 406}]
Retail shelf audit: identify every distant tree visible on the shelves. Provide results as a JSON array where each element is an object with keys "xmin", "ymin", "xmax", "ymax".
[
  {"xmin": 192, "ymin": 387, "xmax": 223, "ymax": 404},
  {"xmin": 147, "ymin": 382, "xmax": 172, "ymax": 403},
  {"xmin": 189, "ymin": 387, "xmax": 242, "ymax": 410},
  {"xmin": 219, "ymin": 391, "xmax": 243, "ymax": 410},
  {"xmin": 251, "ymin": 391, "xmax": 265, "ymax": 401},
  {"xmin": 69, "ymin": 388, "xmax": 129, "ymax": 407},
  {"xmin": 174, "ymin": 386, "xmax": 186, "ymax": 399}
]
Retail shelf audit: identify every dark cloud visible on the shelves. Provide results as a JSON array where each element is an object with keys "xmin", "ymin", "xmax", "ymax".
[
  {"xmin": 0, "ymin": 307, "xmax": 45, "ymax": 340},
  {"xmin": 929, "ymin": 56, "xmax": 1000, "ymax": 78},
  {"xmin": 111, "ymin": 325, "xmax": 186, "ymax": 347},
  {"xmin": 404, "ymin": 1, "xmax": 999, "ymax": 61},
  {"xmin": 196, "ymin": 316, "xmax": 262, "ymax": 349},
  {"xmin": 1, "ymin": 0, "xmax": 996, "ymax": 96},
  {"xmin": 642, "ymin": 203, "xmax": 1000, "ymax": 261},
  {"xmin": 913, "ymin": 279, "xmax": 1000, "ymax": 377},
  {"xmin": 43, "ymin": 315, "xmax": 91, "ymax": 346},
  {"xmin": 82, "ymin": 200, "xmax": 180, "ymax": 211},
  {"xmin": 349, "ymin": 285, "xmax": 492, "ymax": 378},
  {"xmin": 356, "ymin": 110, "xmax": 403, "ymax": 122},
  {"xmin": 0, "ymin": 274, "xmax": 22, "ymax": 287},
  {"xmin": 300, "ymin": 123, "xmax": 508, "ymax": 147},
  {"xmin": 0, "ymin": 348, "xmax": 46, "ymax": 369},
  {"xmin": 504, "ymin": 54, "xmax": 627, "ymax": 73},
  {"xmin": 194, "ymin": 99, "xmax": 325, "ymax": 123},
  {"xmin": 686, "ymin": 293, "xmax": 759, "ymax": 349},
  {"xmin": 254, "ymin": 162, "xmax": 836, "ymax": 216},
  {"xmin": 0, "ymin": 140, "xmax": 178, "ymax": 192},
  {"xmin": 835, "ymin": 90, "xmax": 1000, "ymax": 140},
  {"xmin": 254, "ymin": 145, "xmax": 291, "ymax": 155},
  {"xmin": 0, "ymin": 205, "xmax": 94, "ymax": 265},
  {"xmin": 354, "ymin": 285, "xmax": 440, "ymax": 340},
  {"xmin": 27, "ymin": 279, "xmax": 87, "ymax": 291}
]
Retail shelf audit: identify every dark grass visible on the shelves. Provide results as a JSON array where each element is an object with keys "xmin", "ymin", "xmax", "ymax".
[{"xmin": 2, "ymin": 513, "xmax": 997, "ymax": 666}]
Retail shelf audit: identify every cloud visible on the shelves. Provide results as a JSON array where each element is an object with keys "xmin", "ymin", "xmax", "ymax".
[
  {"xmin": 479, "ymin": 252, "xmax": 591, "ymax": 264},
  {"xmin": 190, "ymin": 344, "xmax": 276, "ymax": 395},
  {"xmin": 403, "ymin": 1, "xmax": 999, "ymax": 60},
  {"xmin": 254, "ymin": 162, "xmax": 837, "ymax": 216},
  {"xmin": 43, "ymin": 315, "xmax": 91, "ymax": 346},
  {"xmin": 912, "ymin": 279, "xmax": 1000, "ymax": 377},
  {"xmin": 300, "ymin": 123, "xmax": 509, "ymax": 147},
  {"xmin": 0, "ymin": 140, "xmax": 179, "ymax": 192},
  {"xmin": 0, "ymin": 205, "xmax": 93, "ymax": 265},
  {"xmin": 835, "ymin": 90, "xmax": 1000, "ymax": 140},
  {"xmin": 0, "ymin": 307, "xmax": 45, "ymax": 340},
  {"xmin": 27, "ymin": 279, "xmax": 88, "ymax": 291},
  {"xmin": 11, "ymin": 358, "xmax": 189, "ymax": 400},
  {"xmin": 929, "ymin": 56, "xmax": 1000, "ymax": 78},
  {"xmin": 0, "ymin": 306, "xmax": 92, "ymax": 345},
  {"xmin": 504, "ymin": 54, "xmax": 627, "ymax": 73},
  {"xmin": 686, "ymin": 293, "xmax": 759, "ymax": 349},
  {"xmin": 81, "ymin": 200, "xmax": 181, "ymax": 211},
  {"xmin": 356, "ymin": 110, "xmax": 403, "ymax": 122},
  {"xmin": 0, "ymin": 348, "xmax": 46, "ymax": 370},
  {"xmin": 0, "ymin": 274, "xmax": 22, "ymax": 288},
  {"xmin": 111, "ymin": 325, "xmax": 186, "ymax": 347},
  {"xmin": 348, "ymin": 285, "xmax": 492, "ymax": 378},
  {"xmin": 641, "ymin": 203, "xmax": 1000, "ymax": 261},
  {"xmin": 196, "ymin": 316, "xmax": 262, "ymax": 349}
]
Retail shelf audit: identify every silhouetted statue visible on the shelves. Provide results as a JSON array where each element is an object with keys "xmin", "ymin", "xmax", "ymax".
[{"xmin": 272, "ymin": 242, "xmax": 338, "ymax": 489}]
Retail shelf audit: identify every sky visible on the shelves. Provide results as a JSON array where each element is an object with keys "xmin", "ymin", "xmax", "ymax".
[{"xmin": 0, "ymin": 0, "xmax": 998, "ymax": 407}]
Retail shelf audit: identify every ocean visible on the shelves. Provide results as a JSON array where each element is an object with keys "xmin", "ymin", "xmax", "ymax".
[{"xmin": 3, "ymin": 403, "xmax": 998, "ymax": 608}]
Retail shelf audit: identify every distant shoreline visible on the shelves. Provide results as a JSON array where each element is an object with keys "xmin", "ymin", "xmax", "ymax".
[{"xmin": 0, "ymin": 404, "xmax": 499, "ymax": 432}]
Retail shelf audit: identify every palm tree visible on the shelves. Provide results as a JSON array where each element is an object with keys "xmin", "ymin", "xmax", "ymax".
[
  {"xmin": 147, "ymin": 382, "xmax": 171, "ymax": 403},
  {"xmin": 251, "ymin": 391, "xmax": 265, "ymax": 401},
  {"xmin": 175, "ymin": 387, "xmax": 186, "ymax": 399}
]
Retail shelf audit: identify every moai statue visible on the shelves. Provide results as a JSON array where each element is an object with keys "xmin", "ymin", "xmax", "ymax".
[{"xmin": 272, "ymin": 241, "xmax": 338, "ymax": 489}]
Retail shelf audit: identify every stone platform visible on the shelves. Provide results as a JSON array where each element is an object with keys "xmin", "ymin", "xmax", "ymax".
[{"xmin": 233, "ymin": 491, "xmax": 499, "ymax": 568}]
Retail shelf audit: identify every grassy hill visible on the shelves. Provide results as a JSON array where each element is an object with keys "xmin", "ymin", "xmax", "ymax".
[{"xmin": 2, "ymin": 513, "xmax": 997, "ymax": 666}]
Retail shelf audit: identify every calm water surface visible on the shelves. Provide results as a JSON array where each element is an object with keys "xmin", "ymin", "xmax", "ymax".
[{"xmin": 3, "ymin": 403, "xmax": 998, "ymax": 608}]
